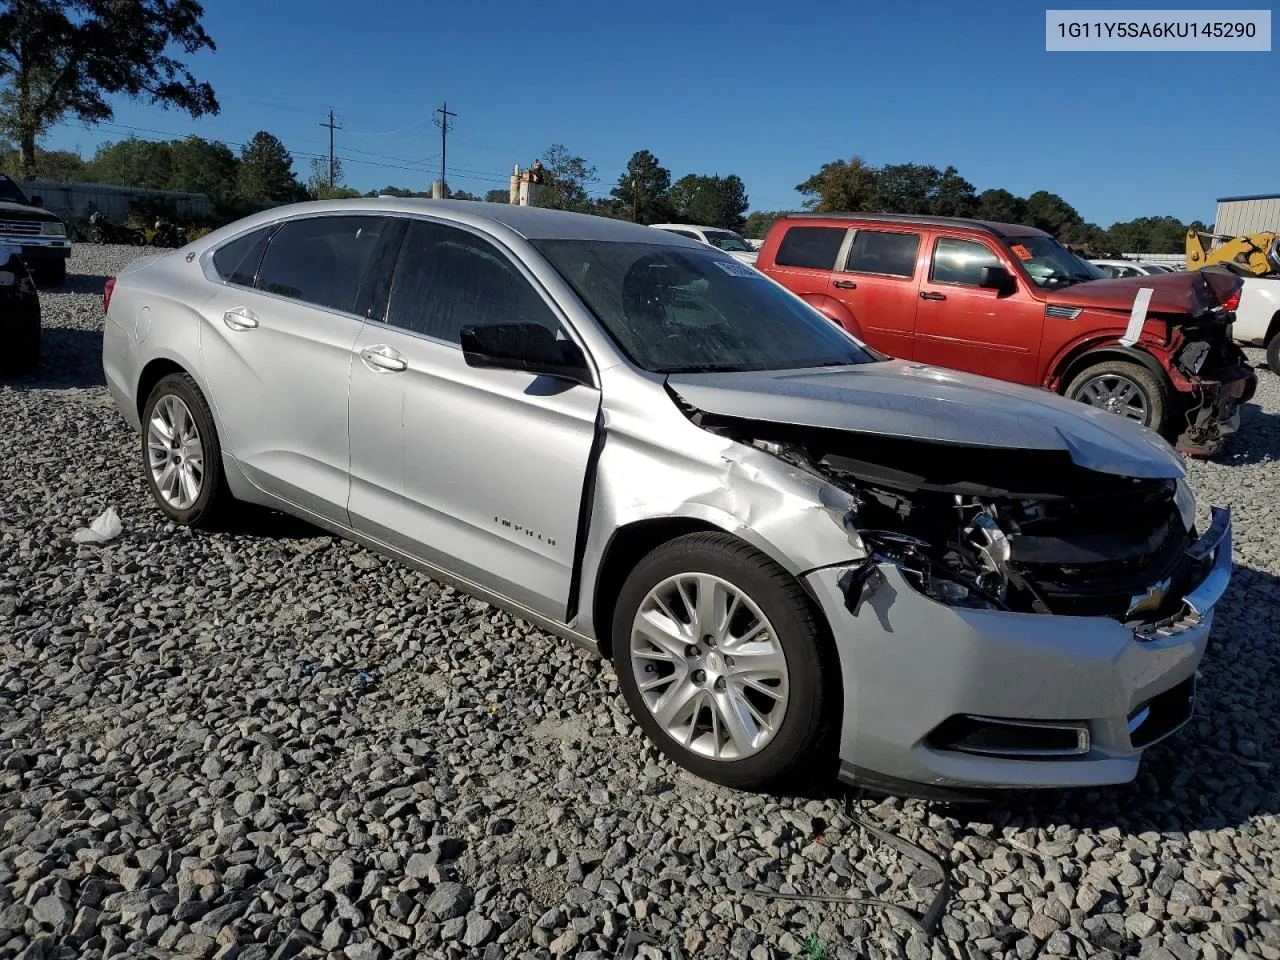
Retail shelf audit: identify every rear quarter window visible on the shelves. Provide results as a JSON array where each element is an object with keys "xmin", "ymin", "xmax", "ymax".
[
  {"xmin": 774, "ymin": 226, "xmax": 845, "ymax": 270},
  {"xmin": 211, "ymin": 227, "xmax": 274, "ymax": 286},
  {"xmin": 845, "ymin": 230, "xmax": 920, "ymax": 278}
]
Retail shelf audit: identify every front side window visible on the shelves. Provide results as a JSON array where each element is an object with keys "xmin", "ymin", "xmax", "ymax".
[
  {"xmin": 703, "ymin": 230, "xmax": 754, "ymax": 253},
  {"xmin": 534, "ymin": 240, "xmax": 877, "ymax": 374},
  {"xmin": 845, "ymin": 230, "xmax": 920, "ymax": 278},
  {"xmin": 387, "ymin": 220, "xmax": 561, "ymax": 343},
  {"xmin": 212, "ymin": 226, "xmax": 273, "ymax": 286},
  {"xmin": 256, "ymin": 216, "xmax": 387, "ymax": 313},
  {"xmin": 774, "ymin": 226, "xmax": 845, "ymax": 269},
  {"xmin": 930, "ymin": 237, "xmax": 1003, "ymax": 286},
  {"xmin": 1006, "ymin": 235, "xmax": 1109, "ymax": 288}
]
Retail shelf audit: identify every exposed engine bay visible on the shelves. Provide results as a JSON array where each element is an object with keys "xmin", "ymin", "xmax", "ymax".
[{"xmin": 696, "ymin": 414, "xmax": 1203, "ymax": 622}]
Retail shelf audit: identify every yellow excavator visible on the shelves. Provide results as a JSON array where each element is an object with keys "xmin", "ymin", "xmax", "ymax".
[{"xmin": 1186, "ymin": 227, "xmax": 1280, "ymax": 277}]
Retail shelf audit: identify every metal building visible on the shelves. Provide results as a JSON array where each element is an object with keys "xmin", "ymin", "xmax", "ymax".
[{"xmin": 1215, "ymin": 193, "xmax": 1280, "ymax": 238}]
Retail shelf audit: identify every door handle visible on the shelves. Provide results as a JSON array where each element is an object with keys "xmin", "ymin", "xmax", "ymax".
[
  {"xmin": 223, "ymin": 307, "xmax": 259, "ymax": 330},
  {"xmin": 359, "ymin": 345, "xmax": 408, "ymax": 373},
  {"xmin": 832, "ymin": 279, "xmax": 857, "ymax": 289},
  {"xmin": 919, "ymin": 291, "xmax": 947, "ymax": 301}
]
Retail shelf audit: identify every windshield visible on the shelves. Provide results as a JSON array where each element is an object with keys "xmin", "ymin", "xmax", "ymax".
[
  {"xmin": 533, "ymin": 240, "xmax": 877, "ymax": 373},
  {"xmin": 1007, "ymin": 235, "xmax": 1109, "ymax": 288},
  {"xmin": 702, "ymin": 229, "xmax": 754, "ymax": 253},
  {"xmin": 0, "ymin": 175, "xmax": 29, "ymax": 205}
]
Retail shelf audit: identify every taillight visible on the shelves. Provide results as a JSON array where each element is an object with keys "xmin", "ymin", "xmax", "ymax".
[
  {"xmin": 103, "ymin": 277, "xmax": 115, "ymax": 315},
  {"xmin": 1222, "ymin": 289, "xmax": 1241, "ymax": 312}
]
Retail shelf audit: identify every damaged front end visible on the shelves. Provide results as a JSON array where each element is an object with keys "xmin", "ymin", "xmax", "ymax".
[
  {"xmin": 1168, "ymin": 312, "xmax": 1256, "ymax": 457},
  {"xmin": 695, "ymin": 415, "xmax": 1214, "ymax": 628}
]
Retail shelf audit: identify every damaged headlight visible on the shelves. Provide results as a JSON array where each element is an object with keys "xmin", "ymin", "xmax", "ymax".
[
  {"xmin": 1174, "ymin": 477, "xmax": 1196, "ymax": 532},
  {"xmin": 857, "ymin": 530, "xmax": 1004, "ymax": 611}
]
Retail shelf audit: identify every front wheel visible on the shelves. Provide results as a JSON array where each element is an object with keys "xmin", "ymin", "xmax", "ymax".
[
  {"xmin": 612, "ymin": 532, "xmax": 836, "ymax": 791},
  {"xmin": 1065, "ymin": 360, "xmax": 1169, "ymax": 435},
  {"xmin": 1267, "ymin": 335, "xmax": 1280, "ymax": 375}
]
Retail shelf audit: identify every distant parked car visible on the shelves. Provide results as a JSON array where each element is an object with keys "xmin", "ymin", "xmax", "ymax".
[
  {"xmin": 651, "ymin": 223, "xmax": 759, "ymax": 265},
  {"xmin": 1091, "ymin": 259, "xmax": 1174, "ymax": 278},
  {"xmin": 754, "ymin": 213, "xmax": 1255, "ymax": 456},
  {"xmin": 0, "ymin": 243, "xmax": 40, "ymax": 375},
  {"xmin": 102, "ymin": 199, "xmax": 1233, "ymax": 796},
  {"xmin": 0, "ymin": 173, "xmax": 71, "ymax": 285}
]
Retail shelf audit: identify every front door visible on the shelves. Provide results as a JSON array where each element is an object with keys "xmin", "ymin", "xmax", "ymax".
[
  {"xmin": 913, "ymin": 235, "xmax": 1043, "ymax": 384},
  {"xmin": 347, "ymin": 218, "xmax": 600, "ymax": 620},
  {"xmin": 198, "ymin": 215, "xmax": 391, "ymax": 523}
]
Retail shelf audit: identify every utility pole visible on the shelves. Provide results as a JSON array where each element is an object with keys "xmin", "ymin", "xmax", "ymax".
[
  {"xmin": 434, "ymin": 102, "xmax": 457, "ymax": 197},
  {"xmin": 631, "ymin": 178, "xmax": 638, "ymax": 222},
  {"xmin": 319, "ymin": 109, "xmax": 341, "ymax": 189}
]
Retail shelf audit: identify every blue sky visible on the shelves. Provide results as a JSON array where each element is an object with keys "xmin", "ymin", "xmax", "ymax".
[{"xmin": 41, "ymin": 0, "xmax": 1278, "ymax": 225}]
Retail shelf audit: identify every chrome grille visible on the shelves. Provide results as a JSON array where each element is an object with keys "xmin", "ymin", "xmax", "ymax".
[{"xmin": 0, "ymin": 220, "xmax": 42, "ymax": 237}]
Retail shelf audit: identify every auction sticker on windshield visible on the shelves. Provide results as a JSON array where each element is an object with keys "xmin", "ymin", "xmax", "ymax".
[{"xmin": 714, "ymin": 260, "xmax": 760, "ymax": 278}]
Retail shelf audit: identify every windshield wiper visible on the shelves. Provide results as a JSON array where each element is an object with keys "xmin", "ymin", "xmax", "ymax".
[{"xmin": 660, "ymin": 362, "xmax": 747, "ymax": 374}]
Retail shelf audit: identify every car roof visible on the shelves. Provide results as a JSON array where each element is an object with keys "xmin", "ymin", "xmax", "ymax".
[
  {"xmin": 221, "ymin": 198, "xmax": 685, "ymax": 244},
  {"xmin": 782, "ymin": 211, "xmax": 1051, "ymax": 239},
  {"xmin": 650, "ymin": 222, "xmax": 739, "ymax": 233}
]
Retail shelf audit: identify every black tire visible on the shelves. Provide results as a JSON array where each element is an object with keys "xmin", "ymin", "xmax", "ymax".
[
  {"xmin": 39, "ymin": 259, "xmax": 66, "ymax": 286},
  {"xmin": 612, "ymin": 532, "xmax": 837, "ymax": 791},
  {"xmin": 1267, "ymin": 334, "xmax": 1280, "ymax": 376},
  {"xmin": 1065, "ymin": 359, "xmax": 1170, "ymax": 435},
  {"xmin": 140, "ymin": 372, "xmax": 233, "ymax": 528}
]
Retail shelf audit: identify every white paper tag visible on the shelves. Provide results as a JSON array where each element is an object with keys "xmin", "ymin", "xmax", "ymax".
[
  {"xmin": 714, "ymin": 259, "xmax": 759, "ymax": 278},
  {"xmin": 1120, "ymin": 287, "xmax": 1154, "ymax": 346}
]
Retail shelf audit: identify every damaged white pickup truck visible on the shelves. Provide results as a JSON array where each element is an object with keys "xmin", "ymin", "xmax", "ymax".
[{"xmin": 104, "ymin": 200, "xmax": 1233, "ymax": 796}]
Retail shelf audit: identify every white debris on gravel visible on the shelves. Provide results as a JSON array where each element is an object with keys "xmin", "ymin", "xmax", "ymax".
[{"xmin": 1, "ymin": 243, "xmax": 1279, "ymax": 960}]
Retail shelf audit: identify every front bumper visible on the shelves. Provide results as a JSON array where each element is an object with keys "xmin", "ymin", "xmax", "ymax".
[
  {"xmin": 809, "ymin": 507, "xmax": 1232, "ymax": 792},
  {"xmin": 1, "ymin": 235, "xmax": 71, "ymax": 262}
]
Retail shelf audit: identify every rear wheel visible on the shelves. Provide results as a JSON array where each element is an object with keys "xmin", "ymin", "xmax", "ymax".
[
  {"xmin": 1267, "ymin": 334, "xmax": 1280, "ymax": 375},
  {"xmin": 1065, "ymin": 360, "xmax": 1169, "ymax": 435},
  {"xmin": 141, "ymin": 373, "xmax": 232, "ymax": 528},
  {"xmin": 613, "ymin": 532, "xmax": 836, "ymax": 791}
]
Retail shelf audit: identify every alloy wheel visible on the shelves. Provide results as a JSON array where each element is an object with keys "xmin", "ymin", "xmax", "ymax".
[
  {"xmin": 629, "ymin": 572, "xmax": 789, "ymax": 761},
  {"xmin": 1075, "ymin": 373, "xmax": 1150, "ymax": 423},
  {"xmin": 147, "ymin": 395, "xmax": 205, "ymax": 510}
]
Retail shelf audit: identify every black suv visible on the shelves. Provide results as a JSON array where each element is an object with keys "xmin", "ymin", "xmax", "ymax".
[{"xmin": 0, "ymin": 173, "xmax": 71, "ymax": 285}]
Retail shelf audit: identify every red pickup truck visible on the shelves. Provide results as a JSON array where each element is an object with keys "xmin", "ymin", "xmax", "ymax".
[{"xmin": 756, "ymin": 213, "xmax": 1256, "ymax": 455}]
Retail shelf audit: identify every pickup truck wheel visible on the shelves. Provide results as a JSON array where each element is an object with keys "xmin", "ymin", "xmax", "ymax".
[
  {"xmin": 1267, "ymin": 335, "xmax": 1280, "ymax": 375},
  {"xmin": 141, "ymin": 373, "xmax": 233, "ymax": 528},
  {"xmin": 1065, "ymin": 360, "xmax": 1168, "ymax": 434},
  {"xmin": 613, "ymin": 532, "xmax": 836, "ymax": 791}
]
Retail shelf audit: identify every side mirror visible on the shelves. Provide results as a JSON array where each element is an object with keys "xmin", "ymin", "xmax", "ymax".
[
  {"xmin": 460, "ymin": 322, "xmax": 592, "ymax": 386},
  {"xmin": 979, "ymin": 265, "xmax": 1017, "ymax": 295},
  {"xmin": 28, "ymin": 196, "xmax": 42, "ymax": 207}
]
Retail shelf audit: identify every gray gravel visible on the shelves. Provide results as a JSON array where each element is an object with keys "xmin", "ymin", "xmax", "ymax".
[{"xmin": 2, "ymin": 243, "xmax": 1279, "ymax": 960}]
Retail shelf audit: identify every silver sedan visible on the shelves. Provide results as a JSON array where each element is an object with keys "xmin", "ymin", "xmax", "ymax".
[{"xmin": 103, "ymin": 200, "xmax": 1232, "ymax": 795}]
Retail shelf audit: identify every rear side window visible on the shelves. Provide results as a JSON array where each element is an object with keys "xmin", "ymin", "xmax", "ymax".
[
  {"xmin": 386, "ymin": 220, "xmax": 561, "ymax": 344},
  {"xmin": 930, "ymin": 237, "xmax": 1002, "ymax": 286},
  {"xmin": 845, "ymin": 230, "xmax": 920, "ymax": 278},
  {"xmin": 256, "ymin": 216, "xmax": 387, "ymax": 314},
  {"xmin": 774, "ymin": 226, "xmax": 845, "ymax": 269},
  {"xmin": 664, "ymin": 229, "xmax": 702, "ymax": 241},
  {"xmin": 212, "ymin": 227, "xmax": 273, "ymax": 286}
]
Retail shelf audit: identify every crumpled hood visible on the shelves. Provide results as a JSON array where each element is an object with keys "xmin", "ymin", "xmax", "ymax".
[
  {"xmin": 668, "ymin": 359, "xmax": 1185, "ymax": 479},
  {"xmin": 1044, "ymin": 269, "xmax": 1240, "ymax": 316}
]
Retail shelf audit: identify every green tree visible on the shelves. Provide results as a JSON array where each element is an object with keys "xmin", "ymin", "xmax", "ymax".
[
  {"xmin": 449, "ymin": 189, "xmax": 480, "ymax": 201},
  {"xmin": 931, "ymin": 166, "xmax": 977, "ymax": 217},
  {"xmin": 85, "ymin": 137, "xmax": 174, "ymax": 189},
  {"xmin": 669, "ymin": 173, "xmax": 749, "ymax": 230},
  {"xmin": 1102, "ymin": 215, "xmax": 1189, "ymax": 254},
  {"xmin": 533, "ymin": 143, "xmax": 597, "ymax": 212},
  {"xmin": 873, "ymin": 162, "xmax": 941, "ymax": 214},
  {"xmin": 484, "ymin": 188, "xmax": 509, "ymax": 203},
  {"xmin": 796, "ymin": 156, "xmax": 878, "ymax": 213},
  {"xmin": 1024, "ymin": 190, "xmax": 1083, "ymax": 237},
  {"xmin": 974, "ymin": 188, "xmax": 1026, "ymax": 224},
  {"xmin": 0, "ymin": 0, "xmax": 219, "ymax": 177},
  {"xmin": 743, "ymin": 210, "xmax": 792, "ymax": 239},
  {"xmin": 610, "ymin": 149, "xmax": 672, "ymax": 223},
  {"xmin": 237, "ymin": 131, "xmax": 301, "ymax": 204},
  {"xmin": 169, "ymin": 135, "xmax": 237, "ymax": 203},
  {"xmin": 307, "ymin": 156, "xmax": 358, "ymax": 198},
  {"xmin": 0, "ymin": 144, "xmax": 85, "ymax": 180}
]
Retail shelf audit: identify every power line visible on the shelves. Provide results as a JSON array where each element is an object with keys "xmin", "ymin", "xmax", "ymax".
[
  {"xmin": 433, "ymin": 102, "xmax": 457, "ymax": 194},
  {"xmin": 320, "ymin": 109, "xmax": 341, "ymax": 190}
]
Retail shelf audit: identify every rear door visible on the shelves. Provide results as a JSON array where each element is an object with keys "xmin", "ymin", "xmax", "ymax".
[
  {"xmin": 912, "ymin": 234, "xmax": 1044, "ymax": 384},
  {"xmin": 765, "ymin": 224, "xmax": 849, "ymax": 314},
  {"xmin": 198, "ymin": 215, "xmax": 390, "ymax": 523},
  {"xmin": 346, "ymin": 218, "xmax": 600, "ymax": 620},
  {"xmin": 832, "ymin": 228, "xmax": 925, "ymax": 358}
]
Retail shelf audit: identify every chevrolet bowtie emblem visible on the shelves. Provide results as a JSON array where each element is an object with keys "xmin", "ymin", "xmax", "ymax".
[{"xmin": 1127, "ymin": 577, "xmax": 1172, "ymax": 618}]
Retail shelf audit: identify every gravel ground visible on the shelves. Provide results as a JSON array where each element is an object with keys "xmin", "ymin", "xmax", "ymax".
[{"xmin": 2, "ymin": 243, "xmax": 1279, "ymax": 960}]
